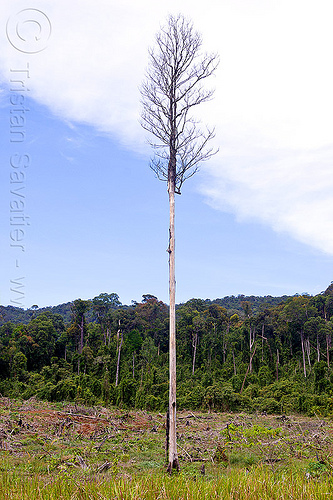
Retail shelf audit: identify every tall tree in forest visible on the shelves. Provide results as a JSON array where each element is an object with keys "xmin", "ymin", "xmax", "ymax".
[
  {"xmin": 282, "ymin": 296, "xmax": 315, "ymax": 378},
  {"xmin": 92, "ymin": 293, "xmax": 121, "ymax": 345},
  {"xmin": 113, "ymin": 308, "xmax": 135, "ymax": 387},
  {"xmin": 71, "ymin": 299, "xmax": 90, "ymax": 374},
  {"xmin": 140, "ymin": 14, "xmax": 219, "ymax": 472}
]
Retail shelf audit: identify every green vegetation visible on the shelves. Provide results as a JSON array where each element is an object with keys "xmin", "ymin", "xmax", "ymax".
[
  {"xmin": 0, "ymin": 399, "xmax": 333, "ymax": 499},
  {"xmin": 1, "ymin": 286, "xmax": 333, "ymax": 416},
  {"xmin": 1, "ymin": 470, "xmax": 333, "ymax": 499}
]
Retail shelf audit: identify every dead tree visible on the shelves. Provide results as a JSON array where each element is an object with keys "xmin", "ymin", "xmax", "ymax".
[
  {"xmin": 140, "ymin": 14, "xmax": 219, "ymax": 473},
  {"xmin": 115, "ymin": 320, "xmax": 122, "ymax": 388}
]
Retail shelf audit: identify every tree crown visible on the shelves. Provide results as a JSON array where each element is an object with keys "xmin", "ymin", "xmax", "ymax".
[{"xmin": 140, "ymin": 14, "xmax": 219, "ymax": 193}]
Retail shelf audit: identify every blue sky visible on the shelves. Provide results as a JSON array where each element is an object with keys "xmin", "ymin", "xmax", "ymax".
[{"xmin": 1, "ymin": 0, "xmax": 333, "ymax": 308}]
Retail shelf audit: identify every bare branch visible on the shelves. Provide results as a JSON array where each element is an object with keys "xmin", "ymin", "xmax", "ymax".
[{"xmin": 140, "ymin": 14, "xmax": 219, "ymax": 194}]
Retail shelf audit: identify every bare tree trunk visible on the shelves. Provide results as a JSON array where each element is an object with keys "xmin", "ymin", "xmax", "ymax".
[
  {"xmin": 192, "ymin": 332, "xmax": 198, "ymax": 375},
  {"xmin": 223, "ymin": 339, "xmax": 227, "ymax": 364},
  {"xmin": 301, "ymin": 330, "xmax": 307, "ymax": 378},
  {"xmin": 317, "ymin": 334, "xmax": 320, "ymax": 362},
  {"xmin": 249, "ymin": 325, "xmax": 255, "ymax": 373},
  {"xmin": 223, "ymin": 323, "xmax": 229, "ymax": 364},
  {"xmin": 261, "ymin": 324, "xmax": 265, "ymax": 362},
  {"xmin": 327, "ymin": 332, "xmax": 331, "ymax": 369},
  {"xmin": 167, "ymin": 179, "xmax": 179, "ymax": 473},
  {"xmin": 140, "ymin": 15, "xmax": 218, "ymax": 474},
  {"xmin": 115, "ymin": 330, "xmax": 123, "ymax": 388},
  {"xmin": 306, "ymin": 338, "xmax": 311, "ymax": 368},
  {"xmin": 106, "ymin": 326, "xmax": 111, "ymax": 346},
  {"xmin": 240, "ymin": 344, "xmax": 257, "ymax": 394},
  {"xmin": 249, "ymin": 326, "xmax": 252, "ymax": 372}
]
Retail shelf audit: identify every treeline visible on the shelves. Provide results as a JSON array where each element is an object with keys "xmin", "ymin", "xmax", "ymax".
[
  {"xmin": 0, "ymin": 294, "xmax": 291, "ymax": 326},
  {"xmin": 1, "ymin": 286, "xmax": 333, "ymax": 416}
]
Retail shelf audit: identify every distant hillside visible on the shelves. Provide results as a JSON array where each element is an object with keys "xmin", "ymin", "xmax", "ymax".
[
  {"xmin": 211, "ymin": 294, "xmax": 293, "ymax": 315},
  {"xmin": 0, "ymin": 293, "xmax": 297, "ymax": 326},
  {"xmin": 0, "ymin": 302, "xmax": 73, "ymax": 326}
]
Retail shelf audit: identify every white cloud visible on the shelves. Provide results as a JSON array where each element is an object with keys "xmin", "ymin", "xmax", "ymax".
[
  {"xmin": 197, "ymin": 0, "xmax": 333, "ymax": 255},
  {"xmin": 202, "ymin": 143, "xmax": 333, "ymax": 253},
  {"xmin": 1, "ymin": 0, "xmax": 333, "ymax": 253}
]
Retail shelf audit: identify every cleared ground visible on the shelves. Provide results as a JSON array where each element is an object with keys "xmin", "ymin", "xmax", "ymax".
[{"xmin": 0, "ymin": 397, "xmax": 333, "ymax": 499}]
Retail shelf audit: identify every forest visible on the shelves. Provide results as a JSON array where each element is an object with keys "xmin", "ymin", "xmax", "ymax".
[{"xmin": 1, "ymin": 284, "xmax": 333, "ymax": 418}]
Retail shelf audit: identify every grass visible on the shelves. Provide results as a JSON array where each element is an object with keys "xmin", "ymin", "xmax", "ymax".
[
  {"xmin": 1, "ymin": 397, "xmax": 333, "ymax": 498},
  {"xmin": 1, "ymin": 468, "xmax": 333, "ymax": 499}
]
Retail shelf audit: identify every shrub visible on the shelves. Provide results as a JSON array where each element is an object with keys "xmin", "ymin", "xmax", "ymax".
[
  {"xmin": 180, "ymin": 384, "xmax": 205, "ymax": 409},
  {"xmin": 205, "ymin": 383, "xmax": 239, "ymax": 412},
  {"xmin": 54, "ymin": 377, "xmax": 77, "ymax": 401},
  {"xmin": 252, "ymin": 396, "xmax": 280, "ymax": 414}
]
